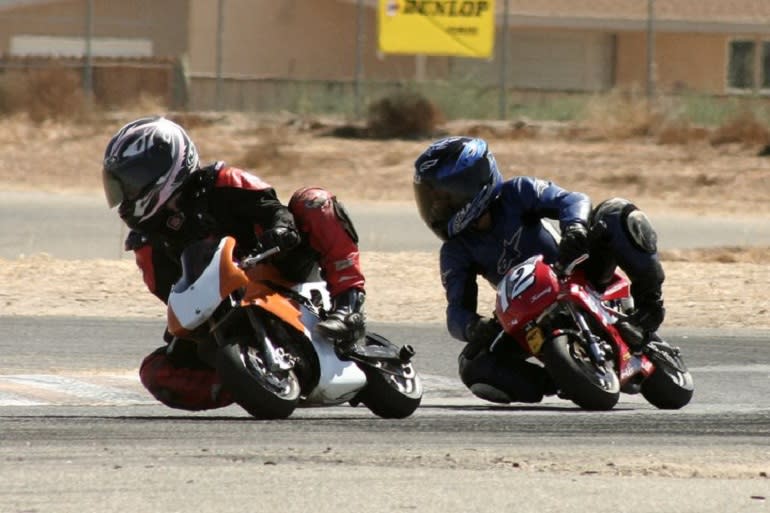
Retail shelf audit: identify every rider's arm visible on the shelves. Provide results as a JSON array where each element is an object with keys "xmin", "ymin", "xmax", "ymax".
[
  {"xmin": 125, "ymin": 230, "xmax": 179, "ymax": 304},
  {"xmin": 212, "ymin": 166, "xmax": 297, "ymax": 235},
  {"xmin": 440, "ymin": 242, "xmax": 481, "ymax": 342},
  {"xmin": 510, "ymin": 176, "xmax": 591, "ymax": 231}
]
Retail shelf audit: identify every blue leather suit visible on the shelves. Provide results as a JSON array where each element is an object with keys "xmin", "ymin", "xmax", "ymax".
[{"xmin": 440, "ymin": 176, "xmax": 591, "ymax": 341}]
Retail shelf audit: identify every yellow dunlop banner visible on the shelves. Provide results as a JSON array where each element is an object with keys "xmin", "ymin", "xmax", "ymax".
[{"xmin": 378, "ymin": 0, "xmax": 495, "ymax": 58}]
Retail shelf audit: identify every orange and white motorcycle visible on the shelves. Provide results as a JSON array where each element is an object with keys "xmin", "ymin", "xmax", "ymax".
[{"xmin": 166, "ymin": 236, "xmax": 422, "ymax": 420}]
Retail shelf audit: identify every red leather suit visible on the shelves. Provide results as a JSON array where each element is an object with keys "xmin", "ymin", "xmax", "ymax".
[{"xmin": 128, "ymin": 162, "xmax": 364, "ymax": 410}]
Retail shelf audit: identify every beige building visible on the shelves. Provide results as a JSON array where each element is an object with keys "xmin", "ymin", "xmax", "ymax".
[{"xmin": 1, "ymin": 0, "xmax": 770, "ymax": 108}]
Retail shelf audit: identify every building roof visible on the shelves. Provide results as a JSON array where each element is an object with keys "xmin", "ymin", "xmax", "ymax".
[
  {"xmin": 0, "ymin": 0, "xmax": 60, "ymax": 11},
  {"xmin": 351, "ymin": 0, "xmax": 770, "ymax": 33},
  {"xmin": 504, "ymin": 0, "xmax": 770, "ymax": 32}
]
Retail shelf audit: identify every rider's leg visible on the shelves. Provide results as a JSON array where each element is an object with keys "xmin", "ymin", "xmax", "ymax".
[
  {"xmin": 139, "ymin": 336, "xmax": 234, "ymax": 411},
  {"xmin": 458, "ymin": 339, "xmax": 555, "ymax": 404},
  {"xmin": 588, "ymin": 198, "xmax": 666, "ymax": 348},
  {"xmin": 288, "ymin": 187, "xmax": 366, "ymax": 348}
]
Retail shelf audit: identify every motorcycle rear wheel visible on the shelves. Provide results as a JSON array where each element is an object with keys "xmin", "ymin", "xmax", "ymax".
[
  {"xmin": 542, "ymin": 334, "xmax": 620, "ymax": 411},
  {"xmin": 641, "ymin": 341, "xmax": 694, "ymax": 410},
  {"xmin": 216, "ymin": 341, "xmax": 300, "ymax": 420},
  {"xmin": 355, "ymin": 334, "xmax": 423, "ymax": 419}
]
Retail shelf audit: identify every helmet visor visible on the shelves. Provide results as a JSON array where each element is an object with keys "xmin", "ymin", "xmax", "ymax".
[
  {"xmin": 102, "ymin": 166, "xmax": 124, "ymax": 208},
  {"xmin": 414, "ymin": 157, "xmax": 494, "ymax": 240},
  {"xmin": 102, "ymin": 156, "xmax": 169, "ymax": 208}
]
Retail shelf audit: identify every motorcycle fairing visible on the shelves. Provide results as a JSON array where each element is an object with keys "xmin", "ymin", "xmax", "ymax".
[
  {"xmin": 246, "ymin": 281, "xmax": 308, "ymax": 336},
  {"xmin": 563, "ymin": 281, "xmax": 656, "ymax": 385},
  {"xmin": 252, "ymin": 279, "xmax": 367, "ymax": 405},
  {"xmin": 496, "ymin": 255, "xmax": 559, "ymax": 335},
  {"xmin": 303, "ymin": 336, "xmax": 367, "ymax": 404},
  {"xmin": 600, "ymin": 271, "xmax": 631, "ymax": 302},
  {"xmin": 168, "ymin": 237, "xmax": 249, "ymax": 335},
  {"xmin": 296, "ymin": 282, "xmax": 367, "ymax": 404}
]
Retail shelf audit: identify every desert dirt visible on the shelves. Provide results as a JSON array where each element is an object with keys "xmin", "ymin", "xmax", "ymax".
[{"xmin": 1, "ymin": 112, "xmax": 769, "ymax": 330}]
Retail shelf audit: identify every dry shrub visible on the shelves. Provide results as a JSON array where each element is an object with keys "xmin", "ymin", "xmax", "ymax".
[
  {"xmin": 0, "ymin": 68, "xmax": 86, "ymax": 122},
  {"xmin": 709, "ymin": 111, "xmax": 770, "ymax": 146},
  {"xmin": 239, "ymin": 126, "xmax": 299, "ymax": 174},
  {"xmin": 366, "ymin": 91, "xmax": 443, "ymax": 139},
  {"xmin": 579, "ymin": 89, "xmax": 660, "ymax": 140}
]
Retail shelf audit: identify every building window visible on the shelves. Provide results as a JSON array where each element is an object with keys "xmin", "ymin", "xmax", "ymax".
[
  {"xmin": 728, "ymin": 40, "xmax": 754, "ymax": 90},
  {"xmin": 763, "ymin": 41, "xmax": 770, "ymax": 89},
  {"xmin": 727, "ymin": 38, "xmax": 770, "ymax": 93}
]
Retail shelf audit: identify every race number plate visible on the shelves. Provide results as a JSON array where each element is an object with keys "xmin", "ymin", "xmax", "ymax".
[{"xmin": 526, "ymin": 326, "xmax": 545, "ymax": 354}]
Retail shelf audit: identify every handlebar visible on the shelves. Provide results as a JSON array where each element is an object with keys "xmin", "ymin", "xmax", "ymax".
[
  {"xmin": 554, "ymin": 253, "xmax": 589, "ymax": 278},
  {"xmin": 239, "ymin": 245, "xmax": 281, "ymax": 269}
]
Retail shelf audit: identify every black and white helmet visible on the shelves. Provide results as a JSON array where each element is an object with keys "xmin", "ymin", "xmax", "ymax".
[{"xmin": 102, "ymin": 116, "xmax": 199, "ymax": 227}]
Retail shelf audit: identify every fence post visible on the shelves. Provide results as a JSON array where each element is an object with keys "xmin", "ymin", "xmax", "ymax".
[
  {"xmin": 83, "ymin": 0, "xmax": 94, "ymax": 99},
  {"xmin": 354, "ymin": 0, "xmax": 364, "ymax": 118},
  {"xmin": 216, "ymin": 0, "xmax": 225, "ymax": 110},
  {"xmin": 646, "ymin": 0, "xmax": 656, "ymax": 101},
  {"xmin": 498, "ymin": 0, "xmax": 509, "ymax": 119}
]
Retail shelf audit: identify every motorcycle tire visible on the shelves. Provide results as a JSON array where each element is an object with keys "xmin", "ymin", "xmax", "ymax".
[
  {"xmin": 641, "ymin": 342, "xmax": 694, "ymax": 410},
  {"xmin": 216, "ymin": 341, "xmax": 300, "ymax": 420},
  {"xmin": 355, "ymin": 333, "xmax": 423, "ymax": 419},
  {"xmin": 542, "ymin": 334, "xmax": 620, "ymax": 411}
]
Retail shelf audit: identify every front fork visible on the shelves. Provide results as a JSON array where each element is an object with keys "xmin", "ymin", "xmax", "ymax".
[
  {"xmin": 206, "ymin": 298, "xmax": 295, "ymax": 372},
  {"xmin": 245, "ymin": 308, "xmax": 295, "ymax": 372},
  {"xmin": 563, "ymin": 302, "xmax": 607, "ymax": 365}
]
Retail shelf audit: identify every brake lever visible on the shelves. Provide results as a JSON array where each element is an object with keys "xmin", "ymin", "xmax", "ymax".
[{"xmin": 239, "ymin": 245, "xmax": 281, "ymax": 269}]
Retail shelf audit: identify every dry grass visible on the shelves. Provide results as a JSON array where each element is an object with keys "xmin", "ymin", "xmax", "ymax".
[
  {"xmin": 0, "ymin": 69, "xmax": 87, "ymax": 122},
  {"xmin": 709, "ymin": 111, "xmax": 770, "ymax": 146},
  {"xmin": 240, "ymin": 125, "xmax": 301, "ymax": 174},
  {"xmin": 579, "ymin": 89, "xmax": 662, "ymax": 140},
  {"xmin": 577, "ymin": 90, "xmax": 770, "ymax": 149},
  {"xmin": 1, "ymin": 74, "xmax": 768, "ymax": 150},
  {"xmin": 660, "ymin": 246, "xmax": 770, "ymax": 264}
]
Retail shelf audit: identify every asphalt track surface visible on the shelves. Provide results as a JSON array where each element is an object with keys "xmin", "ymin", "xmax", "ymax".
[{"xmin": 1, "ymin": 191, "xmax": 769, "ymax": 513}]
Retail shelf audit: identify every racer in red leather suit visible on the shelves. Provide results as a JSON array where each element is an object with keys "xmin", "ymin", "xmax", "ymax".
[{"xmin": 103, "ymin": 117, "xmax": 365, "ymax": 411}]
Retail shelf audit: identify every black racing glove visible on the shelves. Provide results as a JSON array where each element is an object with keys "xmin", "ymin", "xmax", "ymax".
[
  {"xmin": 464, "ymin": 316, "xmax": 502, "ymax": 359},
  {"xmin": 260, "ymin": 227, "xmax": 301, "ymax": 252},
  {"xmin": 558, "ymin": 223, "xmax": 589, "ymax": 269}
]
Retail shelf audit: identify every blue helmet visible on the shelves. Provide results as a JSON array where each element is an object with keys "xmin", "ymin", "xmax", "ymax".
[{"xmin": 413, "ymin": 137, "xmax": 502, "ymax": 241}]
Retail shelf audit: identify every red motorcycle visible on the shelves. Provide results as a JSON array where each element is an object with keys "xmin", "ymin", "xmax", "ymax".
[{"xmin": 494, "ymin": 254, "xmax": 694, "ymax": 410}]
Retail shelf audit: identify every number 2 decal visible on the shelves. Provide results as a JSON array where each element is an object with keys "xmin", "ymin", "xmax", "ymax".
[{"xmin": 497, "ymin": 260, "xmax": 536, "ymax": 311}]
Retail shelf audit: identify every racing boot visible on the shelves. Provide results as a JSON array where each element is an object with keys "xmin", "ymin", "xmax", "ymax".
[{"xmin": 316, "ymin": 288, "xmax": 366, "ymax": 354}]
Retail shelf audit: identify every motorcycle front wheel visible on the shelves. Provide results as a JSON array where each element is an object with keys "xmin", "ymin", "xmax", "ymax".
[
  {"xmin": 216, "ymin": 340, "xmax": 300, "ymax": 420},
  {"xmin": 542, "ymin": 334, "xmax": 620, "ymax": 411}
]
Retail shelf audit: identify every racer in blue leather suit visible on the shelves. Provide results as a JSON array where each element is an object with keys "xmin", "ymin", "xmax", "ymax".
[{"xmin": 413, "ymin": 136, "xmax": 665, "ymax": 404}]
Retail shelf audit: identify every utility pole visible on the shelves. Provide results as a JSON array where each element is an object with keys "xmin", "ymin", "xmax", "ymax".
[
  {"xmin": 216, "ymin": 0, "xmax": 225, "ymax": 110},
  {"xmin": 354, "ymin": 0, "xmax": 364, "ymax": 118},
  {"xmin": 646, "ymin": 0, "xmax": 656, "ymax": 100}
]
